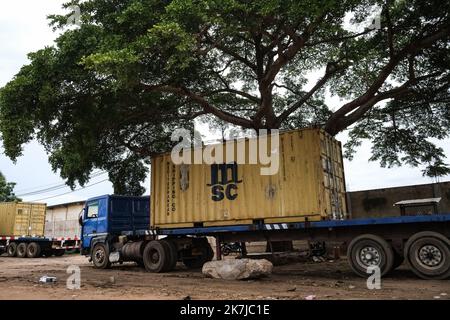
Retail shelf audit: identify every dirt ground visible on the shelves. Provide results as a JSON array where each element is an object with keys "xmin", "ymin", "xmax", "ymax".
[{"xmin": 0, "ymin": 254, "xmax": 448, "ymax": 300}]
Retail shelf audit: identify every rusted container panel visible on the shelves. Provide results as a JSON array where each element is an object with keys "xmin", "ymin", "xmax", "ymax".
[
  {"xmin": 45, "ymin": 202, "xmax": 84, "ymax": 239},
  {"xmin": 0, "ymin": 202, "xmax": 46, "ymax": 237},
  {"xmin": 151, "ymin": 128, "xmax": 347, "ymax": 228}
]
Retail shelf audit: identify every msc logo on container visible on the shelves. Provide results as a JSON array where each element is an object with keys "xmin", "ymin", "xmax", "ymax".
[{"xmin": 207, "ymin": 162, "xmax": 242, "ymax": 202}]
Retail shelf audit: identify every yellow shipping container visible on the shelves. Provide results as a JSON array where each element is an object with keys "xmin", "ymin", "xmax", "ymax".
[
  {"xmin": 151, "ymin": 128, "xmax": 347, "ymax": 229},
  {"xmin": 0, "ymin": 202, "xmax": 46, "ymax": 237}
]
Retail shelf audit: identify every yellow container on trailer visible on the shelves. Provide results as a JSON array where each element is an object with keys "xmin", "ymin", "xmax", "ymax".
[
  {"xmin": 151, "ymin": 128, "xmax": 347, "ymax": 229},
  {"xmin": 0, "ymin": 202, "xmax": 46, "ymax": 237}
]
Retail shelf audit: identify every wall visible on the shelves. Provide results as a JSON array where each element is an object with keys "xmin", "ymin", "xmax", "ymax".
[
  {"xmin": 45, "ymin": 202, "xmax": 85, "ymax": 239},
  {"xmin": 347, "ymin": 181, "xmax": 450, "ymax": 219}
]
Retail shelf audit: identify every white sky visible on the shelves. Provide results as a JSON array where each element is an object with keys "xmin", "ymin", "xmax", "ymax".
[{"xmin": 0, "ymin": 1, "xmax": 449, "ymax": 206}]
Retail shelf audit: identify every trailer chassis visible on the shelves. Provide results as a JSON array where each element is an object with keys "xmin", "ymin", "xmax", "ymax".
[
  {"xmin": 0, "ymin": 236, "xmax": 80, "ymax": 258},
  {"xmin": 86, "ymin": 214, "xmax": 450, "ymax": 280}
]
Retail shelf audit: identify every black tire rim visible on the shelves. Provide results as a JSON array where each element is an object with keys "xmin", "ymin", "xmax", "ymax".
[
  {"xmin": 150, "ymin": 249, "xmax": 160, "ymax": 264},
  {"xmin": 356, "ymin": 245, "xmax": 382, "ymax": 268},
  {"xmin": 18, "ymin": 245, "xmax": 26, "ymax": 256},
  {"xmin": 94, "ymin": 248, "xmax": 106, "ymax": 264},
  {"xmin": 416, "ymin": 244, "xmax": 443, "ymax": 269}
]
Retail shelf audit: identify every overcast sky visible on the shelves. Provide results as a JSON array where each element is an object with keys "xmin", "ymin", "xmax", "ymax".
[{"xmin": 1, "ymin": 1, "xmax": 449, "ymax": 206}]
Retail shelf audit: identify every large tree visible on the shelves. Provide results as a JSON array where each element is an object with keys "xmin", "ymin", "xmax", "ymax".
[
  {"xmin": 0, "ymin": 172, "xmax": 21, "ymax": 202},
  {"xmin": 0, "ymin": 0, "xmax": 449, "ymax": 192}
]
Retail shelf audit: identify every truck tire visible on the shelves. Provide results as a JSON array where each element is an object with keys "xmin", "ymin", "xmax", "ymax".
[
  {"xmin": 26, "ymin": 242, "xmax": 41, "ymax": 258},
  {"xmin": 161, "ymin": 239, "xmax": 178, "ymax": 271},
  {"xmin": 347, "ymin": 234, "xmax": 394, "ymax": 277},
  {"xmin": 183, "ymin": 239, "xmax": 214, "ymax": 269},
  {"xmin": 143, "ymin": 240, "xmax": 171, "ymax": 273},
  {"xmin": 91, "ymin": 243, "xmax": 111, "ymax": 269},
  {"xmin": 17, "ymin": 243, "xmax": 28, "ymax": 258},
  {"xmin": 7, "ymin": 243, "xmax": 17, "ymax": 257},
  {"xmin": 404, "ymin": 231, "xmax": 450, "ymax": 280}
]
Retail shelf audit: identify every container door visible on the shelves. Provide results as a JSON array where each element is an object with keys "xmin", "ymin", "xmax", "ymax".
[
  {"xmin": 14, "ymin": 204, "xmax": 31, "ymax": 236},
  {"xmin": 81, "ymin": 200, "xmax": 100, "ymax": 249},
  {"xmin": 29, "ymin": 204, "xmax": 45, "ymax": 237}
]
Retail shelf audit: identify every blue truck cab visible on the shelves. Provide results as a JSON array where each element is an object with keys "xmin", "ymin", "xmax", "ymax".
[
  {"xmin": 81, "ymin": 195, "xmax": 150, "ymax": 257},
  {"xmin": 80, "ymin": 194, "xmax": 213, "ymax": 271}
]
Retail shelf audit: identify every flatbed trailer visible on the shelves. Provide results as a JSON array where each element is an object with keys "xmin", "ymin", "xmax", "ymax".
[
  {"xmin": 0, "ymin": 235, "xmax": 80, "ymax": 257},
  {"xmin": 142, "ymin": 214, "xmax": 450, "ymax": 279},
  {"xmin": 81, "ymin": 196, "xmax": 450, "ymax": 280}
]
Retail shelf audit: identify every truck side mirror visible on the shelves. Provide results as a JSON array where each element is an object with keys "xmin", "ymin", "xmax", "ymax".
[{"xmin": 78, "ymin": 209, "xmax": 84, "ymax": 226}]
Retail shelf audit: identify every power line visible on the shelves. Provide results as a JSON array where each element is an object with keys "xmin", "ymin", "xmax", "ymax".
[
  {"xmin": 16, "ymin": 171, "xmax": 107, "ymax": 197},
  {"xmin": 18, "ymin": 173, "xmax": 104, "ymax": 197},
  {"xmin": 26, "ymin": 178, "xmax": 109, "ymax": 202},
  {"xmin": 15, "ymin": 180, "xmax": 63, "ymax": 194},
  {"xmin": 15, "ymin": 171, "xmax": 106, "ymax": 194},
  {"xmin": 15, "ymin": 170, "xmax": 106, "ymax": 194}
]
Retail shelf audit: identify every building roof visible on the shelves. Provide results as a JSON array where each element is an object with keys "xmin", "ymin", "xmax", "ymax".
[
  {"xmin": 394, "ymin": 198, "xmax": 441, "ymax": 206},
  {"xmin": 348, "ymin": 180, "xmax": 450, "ymax": 193},
  {"xmin": 47, "ymin": 200, "xmax": 86, "ymax": 209}
]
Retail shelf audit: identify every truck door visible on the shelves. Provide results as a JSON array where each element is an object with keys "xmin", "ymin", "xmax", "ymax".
[{"xmin": 81, "ymin": 200, "xmax": 100, "ymax": 249}]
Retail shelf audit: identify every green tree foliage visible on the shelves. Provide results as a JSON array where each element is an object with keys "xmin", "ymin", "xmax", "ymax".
[
  {"xmin": 0, "ymin": 0, "xmax": 449, "ymax": 191},
  {"xmin": 0, "ymin": 172, "xmax": 21, "ymax": 202}
]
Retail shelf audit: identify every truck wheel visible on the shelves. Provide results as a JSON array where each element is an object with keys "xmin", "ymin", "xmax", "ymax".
[
  {"xmin": 16, "ymin": 243, "xmax": 28, "ymax": 258},
  {"xmin": 26, "ymin": 242, "xmax": 41, "ymax": 258},
  {"xmin": 143, "ymin": 240, "xmax": 171, "ymax": 273},
  {"xmin": 347, "ymin": 234, "xmax": 394, "ymax": 277},
  {"xmin": 404, "ymin": 231, "xmax": 450, "ymax": 280},
  {"xmin": 91, "ymin": 243, "xmax": 111, "ymax": 269},
  {"xmin": 161, "ymin": 239, "xmax": 178, "ymax": 271},
  {"xmin": 183, "ymin": 240, "xmax": 214, "ymax": 269},
  {"xmin": 7, "ymin": 243, "xmax": 17, "ymax": 257}
]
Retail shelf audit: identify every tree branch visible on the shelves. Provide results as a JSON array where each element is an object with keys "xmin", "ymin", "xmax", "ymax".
[
  {"xmin": 252, "ymin": 13, "xmax": 328, "ymax": 127},
  {"xmin": 384, "ymin": 2, "xmax": 395, "ymax": 57},
  {"xmin": 204, "ymin": 34, "xmax": 258, "ymax": 72},
  {"xmin": 325, "ymin": 25, "xmax": 450, "ymax": 135},
  {"xmin": 327, "ymin": 72, "xmax": 441, "ymax": 133},
  {"xmin": 272, "ymin": 82, "xmax": 302, "ymax": 96},
  {"xmin": 141, "ymin": 84, "xmax": 254, "ymax": 128},
  {"xmin": 206, "ymin": 88, "xmax": 261, "ymax": 103},
  {"xmin": 276, "ymin": 64, "xmax": 344, "ymax": 125},
  {"xmin": 305, "ymin": 29, "xmax": 375, "ymax": 47}
]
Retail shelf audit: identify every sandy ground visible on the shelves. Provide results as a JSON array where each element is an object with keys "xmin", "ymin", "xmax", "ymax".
[{"xmin": 0, "ymin": 254, "xmax": 448, "ymax": 300}]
